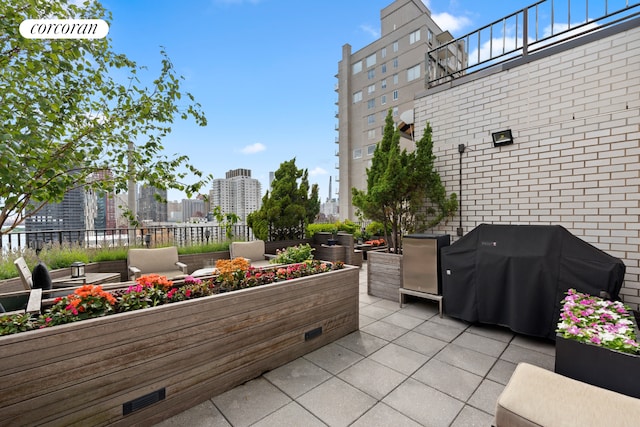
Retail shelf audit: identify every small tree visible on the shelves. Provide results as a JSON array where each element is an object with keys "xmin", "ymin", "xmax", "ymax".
[
  {"xmin": 352, "ymin": 110, "xmax": 457, "ymax": 253},
  {"xmin": 212, "ymin": 206, "xmax": 239, "ymax": 240},
  {"xmin": 247, "ymin": 158, "xmax": 320, "ymax": 241}
]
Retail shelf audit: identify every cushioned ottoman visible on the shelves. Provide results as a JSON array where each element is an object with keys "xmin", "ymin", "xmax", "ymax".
[{"xmin": 495, "ymin": 363, "xmax": 640, "ymax": 427}]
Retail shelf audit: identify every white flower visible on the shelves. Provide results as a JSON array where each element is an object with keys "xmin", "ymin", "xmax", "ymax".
[{"xmin": 600, "ymin": 332, "xmax": 616, "ymax": 342}]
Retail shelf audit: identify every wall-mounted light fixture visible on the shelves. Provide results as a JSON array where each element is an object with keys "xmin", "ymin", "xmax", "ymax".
[{"xmin": 492, "ymin": 129, "xmax": 513, "ymax": 147}]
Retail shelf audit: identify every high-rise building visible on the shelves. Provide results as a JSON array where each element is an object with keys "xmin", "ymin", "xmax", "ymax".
[
  {"xmin": 113, "ymin": 192, "xmax": 130, "ymax": 229},
  {"xmin": 336, "ymin": 0, "xmax": 457, "ymax": 219},
  {"xmin": 210, "ymin": 169, "xmax": 262, "ymax": 223},
  {"xmin": 182, "ymin": 198, "xmax": 206, "ymax": 221},
  {"xmin": 91, "ymin": 169, "xmax": 117, "ymax": 231},
  {"xmin": 167, "ymin": 200, "xmax": 183, "ymax": 222},
  {"xmin": 321, "ymin": 176, "xmax": 339, "ymax": 219},
  {"xmin": 138, "ymin": 185, "xmax": 167, "ymax": 222},
  {"xmin": 25, "ymin": 185, "xmax": 95, "ymax": 245}
]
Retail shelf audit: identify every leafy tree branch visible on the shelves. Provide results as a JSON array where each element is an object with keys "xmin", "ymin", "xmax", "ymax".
[{"xmin": 0, "ymin": 0, "xmax": 211, "ymax": 233}]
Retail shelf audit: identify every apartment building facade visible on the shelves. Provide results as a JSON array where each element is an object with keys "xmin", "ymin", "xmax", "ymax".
[
  {"xmin": 336, "ymin": 0, "xmax": 455, "ymax": 219},
  {"xmin": 209, "ymin": 168, "xmax": 262, "ymax": 223},
  {"xmin": 138, "ymin": 185, "xmax": 168, "ymax": 223}
]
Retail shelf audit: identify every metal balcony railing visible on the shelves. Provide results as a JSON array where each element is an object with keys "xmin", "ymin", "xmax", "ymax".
[
  {"xmin": 426, "ymin": 0, "xmax": 640, "ymax": 87},
  {"xmin": 1, "ymin": 224, "xmax": 255, "ymax": 252}
]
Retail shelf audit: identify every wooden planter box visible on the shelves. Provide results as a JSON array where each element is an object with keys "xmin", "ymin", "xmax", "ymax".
[
  {"xmin": 367, "ymin": 251, "xmax": 403, "ymax": 301},
  {"xmin": 0, "ymin": 266, "xmax": 359, "ymax": 426},
  {"xmin": 555, "ymin": 333, "xmax": 640, "ymax": 399}
]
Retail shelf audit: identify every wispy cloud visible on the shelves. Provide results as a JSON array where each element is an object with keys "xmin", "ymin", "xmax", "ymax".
[
  {"xmin": 432, "ymin": 12, "xmax": 472, "ymax": 33},
  {"xmin": 359, "ymin": 24, "xmax": 379, "ymax": 39},
  {"xmin": 241, "ymin": 142, "xmax": 266, "ymax": 154},
  {"xmin": 309, "ymin": 167, "xmax": 327, "ymax": 176}
]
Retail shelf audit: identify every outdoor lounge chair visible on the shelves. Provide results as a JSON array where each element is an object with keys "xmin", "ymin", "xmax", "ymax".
[
  {"xmin": 14, "ymin": 257, "xmax": 33, "ymax": 290},
  {"xmin": 229, "ymin": 240, "xmax": 274, "ymax": 268},
  {"xmin": 127, "ymin": 246, "xmax": 188, "ymax": 281}
]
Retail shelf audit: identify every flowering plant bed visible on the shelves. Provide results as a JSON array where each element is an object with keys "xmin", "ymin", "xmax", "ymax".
[
  {"xmin": 555, "ymin": 288, "xmax": 640, "ymax": 398},
  {"xmin": 364, "ymin": 238, "xmax": 386, "ymax": 247},
  {"xmin": 556, "ymin": 288, "xmax": 639, "ymax": 354},
  {"xmin": 0, "ymin": 262, "xmax": 359, "ymax": 426},
  {"xmin": 0, "ymin": 260, "xmax": 343, "ymax": 336}
]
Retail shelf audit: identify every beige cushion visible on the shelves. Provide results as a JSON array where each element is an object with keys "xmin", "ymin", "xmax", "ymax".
[
  {"xmin": 495, "ymin": 363, "xmax": 640, "ymax": 427},
  {"xmin": 14, "ymin": 257, "xmax": 33, "ymax": 290},
  {"xmin": 127, "ymin": 247, "xmax": 186, "ymax": 279},
  {"xmin": 229, "ymin": 241, "xmax": 266, "ymax": 262}
]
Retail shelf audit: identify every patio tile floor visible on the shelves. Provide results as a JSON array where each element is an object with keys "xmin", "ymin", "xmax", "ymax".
[{"xmin": 154, "ymin": 264, "xmax": 556, "ymax": 427}]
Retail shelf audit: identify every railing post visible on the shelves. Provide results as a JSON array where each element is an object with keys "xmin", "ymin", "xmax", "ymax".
[{"xmin": 523, "ymin": 7, "xmax": 528, "ymax": 56}]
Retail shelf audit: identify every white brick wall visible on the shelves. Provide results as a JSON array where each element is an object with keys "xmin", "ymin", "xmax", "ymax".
[{"xmin": 415, "ymin": 23, "xmax": 640, "ymax": 309}]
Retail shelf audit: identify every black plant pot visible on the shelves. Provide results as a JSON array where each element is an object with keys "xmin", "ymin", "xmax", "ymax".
[{"xmin": 327, "ymin": 239, "xmax": 338, "ymax": 246}]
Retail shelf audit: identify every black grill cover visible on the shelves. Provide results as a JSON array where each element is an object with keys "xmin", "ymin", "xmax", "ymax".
[{"xmin": 441, "ymin": 224, "xmax": 625, "ymax": 340}]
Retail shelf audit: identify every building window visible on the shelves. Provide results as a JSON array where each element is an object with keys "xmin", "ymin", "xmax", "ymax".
[
  {"xmin": 381, "ymin": 63, "xmax": 387, "ymax": 74},
  {"xmin": 381, "ymin": 47, "xmax": 387, "ymax": 58},
  {"xmin": 381, "ymin": 78, "xmax": 387, "ymax": 89},
  {"xmin": 428, "ymin": 29, "xmax": 434, "ymax": 44},
  {"xmin": 409, "ymin": 29, "xmax": 421, "ymax": 44},
  {"xmin": 381, "ymin": 94, "xmax": 387, "ymax": 105},
  {"xmin": 367, "ymin": 144, "xmax": 376, "ymax": 155},
  {"xmin": 367, "ymin": 84, "xmax": 375, "ymax": 95},
  {"xmin": 352, "ymin": 61, "xmax": 362, "ymax": 74},
  {"xmin": 367, "ymin": 99, "xmax": 375, "ymax": 109},
  {"xmin": 368, "ymin": 129, "xmax": 376, "ymax": 139},
  {"xmin": 367, "ymin": 69, "xmax": 375, "ymax": 79},
  {"xmin": 393, "ymin": 90, "xmax": 398, "ymax": 100},
  {"xmin": 393, "ymin": 40, "xmax": 399, "ymax": 52},
  {"xmin": 352, "ymin": 91, "xmax": 362, "ymax": 103},
  {"xmin": 366, "ymin": 53, "xmax": 376, "ymax": 68},
  {"xmin": 393, "ymin": 107, "xmax": 398, "ymax": 116},
  {"xmin": 407, "ymin": 64, "xmax": 420, "ymax": 82},
  {"xmin": 393, "ymin": 73, "xmax": 399, "ymax": 84},
  {"xmin": 353, "ymin": 148, "xmax": 363, "ymax": 159},
  {"xmin": 367, "ymin": 114, "xmax": 375, "ymax": 125}
]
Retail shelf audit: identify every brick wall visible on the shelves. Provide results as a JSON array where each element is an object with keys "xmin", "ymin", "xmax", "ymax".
[{"xmin": 415, "ymin": 22, "xmax": 640, "ymax": 308}]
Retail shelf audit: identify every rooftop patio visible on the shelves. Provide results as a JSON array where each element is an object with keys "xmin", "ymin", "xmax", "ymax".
[{"xmin": 154, "ymin": 264, "xmax": 555, "ymax": 427}]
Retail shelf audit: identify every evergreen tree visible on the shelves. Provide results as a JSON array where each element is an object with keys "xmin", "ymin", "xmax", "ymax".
[
  {"xmin": 247, "ymin": 158, "xmax": 320, "ymax": 241},
  {"xmin": 352, "ymin": 110, "xmax": 457, "ymax": 252}
]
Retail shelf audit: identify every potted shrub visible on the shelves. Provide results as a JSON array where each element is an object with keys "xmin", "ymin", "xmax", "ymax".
[
  {"xmin": 555, "ymin": 288, "xmax": 640, "ymax": 398},
  {"xmin": 352, "ymin": 110, "xmax": 457, "ymax": 255},
  {"xmin": 352, "ymin": 110, "xmax": 456, "ymax": 299}
]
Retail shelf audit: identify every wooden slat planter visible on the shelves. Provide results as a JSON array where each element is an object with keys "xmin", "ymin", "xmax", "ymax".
[
  {"xmin": 367, "ymin": 251, "xmax": 403, "ymax": 301},
  {"xmin": 0, "ymin": 266, "xmax": 359, "ymax": 426}
]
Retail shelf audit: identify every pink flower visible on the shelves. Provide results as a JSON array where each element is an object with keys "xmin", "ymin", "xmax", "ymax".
[
  {"xmin": 590, "ymin": 336, "xmax": 601, "ymax": 345},
  {"xmin": 567, "ymin": 325, "xmax": 580, "ymax": 335}
]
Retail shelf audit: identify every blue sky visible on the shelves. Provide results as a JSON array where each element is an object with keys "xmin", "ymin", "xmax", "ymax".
[{"xmin": 101, "ymin": 0, "xmax": 536, "ymax": 202}]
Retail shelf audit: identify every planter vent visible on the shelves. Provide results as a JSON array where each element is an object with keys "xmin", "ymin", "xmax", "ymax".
[
  {"xmin": 304, "ymin": 327, "xmax": 323, "ymax": 341},
  {"xmin": 123, "ymin": 388, "xmax": 166, "ymax": 415}
]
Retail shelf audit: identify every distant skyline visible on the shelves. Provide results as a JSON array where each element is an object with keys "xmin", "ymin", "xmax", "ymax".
[{"xmin": 102, "ymin": 0, "xmax": 537, "ymax": 202}]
